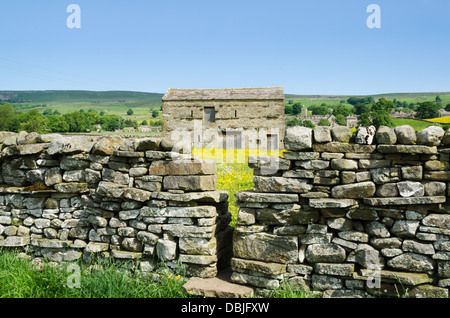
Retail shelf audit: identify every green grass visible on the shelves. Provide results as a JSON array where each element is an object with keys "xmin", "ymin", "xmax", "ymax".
[
  {"xmin": 391, "ymin": 118, "xmax": 442, "ymax": 131},
  {"xmin": 2, "ymin": 90, "xmax": 164, "ymax": 123},
  {"xmin": 0, "ymin": 249, "xmax": 192, "ymax": 298}
]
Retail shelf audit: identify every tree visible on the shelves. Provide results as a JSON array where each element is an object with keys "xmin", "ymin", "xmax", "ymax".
[
  {"xmin": 318, "ymin": 118, "xmax": 330, "ymax": 126},
  {"xmin": 436, "ymin": 95, "xmax": 442, "ymax": 103},
  {"xmin": 151, "ymin": 110, "xmax": 159, "ymax": 118},
  {"xmin": 286, "ymin": 118, "xmax": 303, "ymax": 127},
  {"xmin": 310, "ymin": 105, "xmax": 331, "ymax": 115},
  {"xmin": 19, "ymin": 110, "xmax": 49, "ymax": 133},
  {"xmin": 285, "ymin": 105, "xmax": 293, "ymax": 115},
  {"xmin": 0, "ymin": 104, "xmax": 15, "ymax": 131},
  {"xmin": 335, "ymin": 114, "xmax": 347, "ymax": 126},
  {"xmin": 415, "ymin": 101, "xmax": 440, "ymax": 119},
  {"xmin": 141, "ymin": 120, "xmax": 148, "ymax": 126},
  {"xmin": 445, "ymin": 103, "xmax": 450, "ymax": 112},
  {"xmin": 127, "ymin": 109, "xmax": 134, "ymax": 116},
  {"xmin": 334, "ymin": 105, "xmax": 352, "ymax": 117},
  {"xmin": 303, "ymin": 120, "xmax": 315, "ymax": 128},
  {"xmin": 354, "ymin": 103, "xmax": 371, "ymax": 115},
  {"xmin": 357, "ymin": 97, "xmax": 394, "ymax": 128},
  {"xmin": 292, "ymin": 103, "xmax": 302, "ymax": 116},
  {"xmin": 47, "ymin": 115, "xmax": 69, "ymax": 132}
]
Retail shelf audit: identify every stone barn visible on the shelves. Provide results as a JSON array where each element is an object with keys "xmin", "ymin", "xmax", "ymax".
[{"xmin": 162, "ymin": 87, "xmax": 285, "ymax": 150}]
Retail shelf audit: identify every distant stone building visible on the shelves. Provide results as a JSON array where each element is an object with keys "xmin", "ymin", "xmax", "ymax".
[{"xmin": 162, "ymin": 87, "xmax": 285, "ymax": 150}]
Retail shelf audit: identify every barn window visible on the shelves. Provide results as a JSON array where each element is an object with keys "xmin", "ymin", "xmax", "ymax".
[{"xmin": 204, "ymin": 107, "xmax": 215, "ymax": 123}]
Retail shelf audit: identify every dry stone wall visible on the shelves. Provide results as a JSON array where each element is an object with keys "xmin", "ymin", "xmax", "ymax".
[
  {"xmin": 0, "ymin": 132, "xmax": 232, "ymax": 278},
  {"xmin": 232, "ymin": 125, "xmax": 450, "ymax": 298}
]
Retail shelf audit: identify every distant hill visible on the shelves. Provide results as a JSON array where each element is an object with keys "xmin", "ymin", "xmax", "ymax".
[
  {"xmin": 284, "ymin": 92, "xmax": 450, "ymax": 106},
  {"xmin": 0, "ymin": 90, "xmax": 165, "ymax": 122}
]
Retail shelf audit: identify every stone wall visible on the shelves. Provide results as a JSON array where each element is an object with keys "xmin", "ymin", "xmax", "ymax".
[
  {"xmin": 232, "ymin": 125, "xmax": 450, "ymax": 298},
  {"xmin": 0, "ymin": 132, "xmax": 232, "ymax": 278},
  {"xmin": 162, "ymin": 100, "xmax": 285, "ymax": 149}
]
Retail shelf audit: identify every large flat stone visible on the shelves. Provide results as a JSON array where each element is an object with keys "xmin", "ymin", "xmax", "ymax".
[
  {"xmin": 363, "ymin": 196, "xmax": 446, "ymax": 206},
  {"xmin": 141, "ymin": 206, "xmax": 216, "ymax": 218},
  {"xmin": 309, "ymin": 198, "xmax": 358, "ymax": 208},
  {"xmin": 234, "ymin": 190, "xmax": 299, "ymax": 203},
  {"xmin": 233, "ymin": 232, "xmax": 298, "ymax": 264},
  {"xmin": 148, "ymin": 159, "xmax": 216, "ymax": 176},
  {"xmin": 47, "ymin": 136, "xmax": 97, "ymax": 155},
  {"xmin": 182, "ymin": 269, "xmax": 254, "ymax": 298},
  {"xmin": 253, "ymin": 176, "xmax": 313, "ymax": 193},
  {"xmin": 163, "ymin": 175, "xmax": 217, "ymax": 191},
  {"xmin": 151, "ymin": 190, "xmax": 228, "ymax": 203},
  {"xmin": 377, "ymin": 144, "xmax": 438, "ymax": 154},
  {"xmin": 312, "ymin": 142, "xmax": 376, "ymax": 153},
  {"xmin": 331, "ymin": 182, "xmax": 376, "ymax": 199},
  {"xmin": 359, "ymin": 269, "xmax": 433, "ymax": 286}
]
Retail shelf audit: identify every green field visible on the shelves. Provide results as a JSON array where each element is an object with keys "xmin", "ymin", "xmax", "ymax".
[
  {"xmin": 0, "ymin": 90, "xmax": 164, "ymax": 123},
  {"xmin": 2, "ymin": 90, "xmax": 450, "ymax": 131},
  {"xmin": 284, "ymin": 92, "xmax": 450, "ymax": 107}
]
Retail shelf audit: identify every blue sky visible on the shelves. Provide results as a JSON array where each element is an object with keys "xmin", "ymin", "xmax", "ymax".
[{"xmin": 0, "ymin": 0, "xmax": 449, "ymax": 95}]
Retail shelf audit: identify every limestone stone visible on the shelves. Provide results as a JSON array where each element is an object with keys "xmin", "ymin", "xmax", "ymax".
[
  {"xmin": 355, "ymin": 248, "xmax": 385, "ymax": 269},
  {"xmin": 314, "ymin": 263, "xmax": 354, "ymax": 276},
  {"xmin": 376, "ymin": 126, "xmax": 397, "ymax": 144},
  {"xmin": 309, "ymin": 198, "xmax": 357, "ymax": 209},
  {"xmin": 359, "ymin": 269, "xmax": 433, "ymax": 286},
  {"xmin": 233, "ymin": 232, "xmax": 298, "ymax": 264},
  {"xmin": 331, "ymin": 181, "xmax": 376, "ymax": 199},
  {"xmin": 253, "ymin": 176, "xmax": 312, "ymax": 193},
  {"xmin": 330, "ymin": 159, "xmax": 358, "ymax": 170},
  {"xmin": 370, "ymin": 167, "xmax": 401, "ymax": 184},
  {"xmin": 284, "ymin": 126, "xmax": 313, "ymax": 151},
  {"xmin": 163, "ymin": 175, "xmax": 217, "ymax": 191},
  {"xmin": 391, "ymin": 220, "xmax": 420, "ymax": 238},
  {"xmin": 248, "ymin": 155, "xmax": 291, "ymax": 172},
  {"xmin": 305, "ymin": 243, "xmax": 346, "ymax": 263},
  {"xmin": 47, "ymin": 136, "xmax": 96, "ymax": 155},
  {"xmin": 331, "ymin": 126, "xmax": 352, "ymax": 143},
  {"xmin": 376, "ymin": 183, "xmax": 399, "ymax": 197},
  {"xmin": 123, "ymin": 188, "xmax": 152, "ymax": 202},
  {"xmin": 313, "ymin": 142, "xmax": 376, "ymax": 153},
  {"xmin": 355, "ymin": 126, "xmax": 376, "ymax": 145},
  {"xmin": 402, "ymin": 240, "xmax": 435, "ymax": 255},
  {"xmin": 422, "ymin": 214, "xmax": 450, "ymax": 230},
  {"xmin": 397, "ymin": 181, "xmax": 425, "ymax": 197},
  {"xmin": 377, "ymin": 144, "xmax": 437, "ymax": 154},
  {"xmin": 313, "ymin": 126, "xmax": 332, "ymax": 143},
  {"xmin": 425, "ymin": 160, "xmax": 450, "ymax": 171},
  {"xmin": 401, "ymin": 166, "xmax": 423, "ymax": 181},
  {"xmin": 416, "ymin": 126, "xmax": 445, "ymax": 146},
  {"xmin": 141, "ymin": 206, "xmax": 216, "ymax": 218},
  {"xmin": 364, "ymin": 196, "xmax": 446, "ymax": 206},
  {"xmin": 148, "ymin": 160, "xmax": 216, "ymax": 176},
  {"xmin": 156, "ymin": 239, "xmax": 177, "ymax": 261},
  {"xmin": 365, "ymin": 221, "xmax": 390, "ymax": 238},
  {"xmin": 234, "ymin": 191, "xmax": 299, "ymax": 203},
  {"xmin": 17, "ymin": 143, "xmax": 49, "ymax": 155},
  {"xmin": 135, "ymin": 137, "xmax": 161, "ymax": 151},
  {"xmin": 387, "ymin": 253, "xmax": 435, "ymax": 273},
  {"xmin": 394, "ymin": 125, "xmax": 416, "ymax": 145}
]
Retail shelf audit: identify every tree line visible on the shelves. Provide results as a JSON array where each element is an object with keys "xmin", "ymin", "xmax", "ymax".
[
  {"xmin": 285, "ymin": 95, "xmax": 450, "ymax": 129},
  {"xmin": 0, "ymin": 104, "xmax": 148, "ymax": 134}
]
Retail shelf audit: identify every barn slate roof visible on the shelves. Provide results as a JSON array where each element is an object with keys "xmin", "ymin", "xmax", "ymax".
[{"xmin": 162, "ymin": 87, "xmax": 284, "ymax": 101}]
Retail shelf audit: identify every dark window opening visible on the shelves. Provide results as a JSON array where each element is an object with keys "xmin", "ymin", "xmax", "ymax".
[{"xmin": 204, "ymin": 107, "xmax": 215, "ymax": 123}]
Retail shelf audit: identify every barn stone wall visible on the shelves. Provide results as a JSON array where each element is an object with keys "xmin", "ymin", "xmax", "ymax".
[
  {"xmin": 0, "ymin": 132, "xmax": 232, "ymax": 278},
  {"xmin": 231, "ymin": 125, "xmax": 450, "ymax": 298}
]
